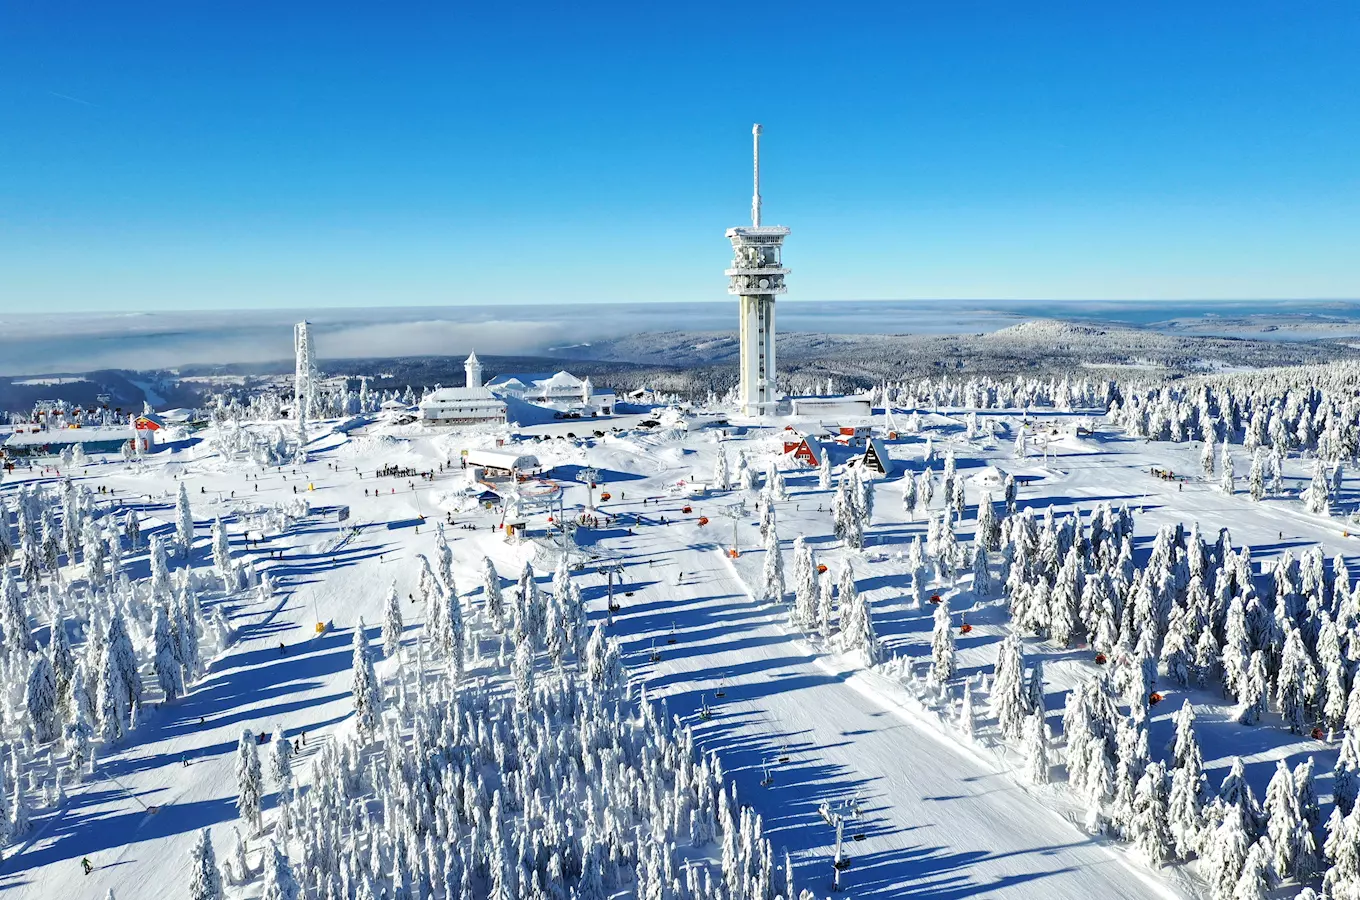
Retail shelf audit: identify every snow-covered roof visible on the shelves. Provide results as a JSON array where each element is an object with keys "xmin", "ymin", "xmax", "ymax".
[
  {"xmin": 464, "ymin": 449, "xmax": 539, "ymax": 471},
  {"xmin": 4, "ymin": 426, "xmax": 132, "ymax": 447},
  {"xmin": 420, "ymin": 387, "xmax": 501, "ymax": 405}
]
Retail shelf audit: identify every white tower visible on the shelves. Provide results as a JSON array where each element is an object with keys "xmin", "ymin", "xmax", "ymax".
[
  {"xmin": 293, "ymin": 320, "xmax": 318, "ymax": 424},
  {"xmin": 727, "ymin": 124, "xmax": 789, "ymax": 418},
  {"xmin": 465, "ymin": 350, "xmax": 483, "ymax": 389}
]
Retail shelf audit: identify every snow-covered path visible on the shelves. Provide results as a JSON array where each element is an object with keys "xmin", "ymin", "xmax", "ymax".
[{"xmin": 598, "ymin": 502, "xmax": 1183, "ymax": 900}]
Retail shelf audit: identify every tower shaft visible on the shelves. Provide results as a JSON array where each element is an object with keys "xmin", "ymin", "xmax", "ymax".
[{"xmin": 726, "ymin": 124, "xmax": 788, "ymax": 418}]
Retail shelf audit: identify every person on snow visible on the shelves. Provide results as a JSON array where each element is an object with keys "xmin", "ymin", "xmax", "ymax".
[{"xmin": 82, "ymin": 858, "xmax": 93, "ymax": 875}]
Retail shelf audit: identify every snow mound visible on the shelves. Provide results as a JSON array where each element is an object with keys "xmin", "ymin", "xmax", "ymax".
[{"xmin": 338, "ymin": 434, "xmax": 411, "ymax": 457}]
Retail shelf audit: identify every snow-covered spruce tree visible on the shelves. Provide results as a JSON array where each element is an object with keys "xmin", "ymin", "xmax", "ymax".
[
  {"xmin": 1232, "ymin": 839, "xmax": 1271, "ymax": 900},
  {"xmin": 211, "ymin": 516, "xmax": 232, "ymax": 583},
  {"xmin": 1236, "ymin": 650, "xmax": 1269, "ymax": 725},
  {"xmin": 1167, "ymin": 700, "xmax": 1207, "ymax": 858},
  {"xmin": 1023, "ymin": 707, "xmax": 1050, "ymax": 784},
  {"xmin": 1, "ymin": 569, "xmax": 31, "ymax": 654},
  {"xmin": 25, "ymin": 653, "xmax": 59, "ymax": 744},
  {"xmin": 1248, "ymin": 449, "xmax": 1267, "ymax": 502},
  {"xmin": 899, "ymin": 475, "xmax": 919, "ymax": 525},
  {"xmin": 976, "ymin": 491, "xmax": 999, "ymax": 551},
  {"xmin": 929, "ymin": 596, "xmax": 956, "ymax": 687},
  {"xmin": 836, "ymin": 562, "xmax": 860, "ymax": 648},
  {"xmin": 96, "ymin": 643, "xmax": 126, "ymax": 742},
  {"xmin": 817, "ymin": 567, "xmax": 835, "ymax": 640},
  {"xmin": 260, "ymin": 839, "xmax": 301, "ymax": 900},
  {"xmin": 1131, "ymin": 762, "xmax": 1173, "ymax": 866},
  {"xmin": 856, "ymin": 467, "xmax": 875, "ymax": 525},
  {"xmin": 791, "ymin": 537, "xmax": 818, "ymax": 629},
  {"xmin": 481, "ymin": 555, "xmax": 505, "ymax": 631},
  {"xmin": 381, "ymin": 582, "xmax": 403, "ymax": 659},
  {"xmin": 350, "ymin": 619, "xmax": 380, "ymax": 741},
  {"xmin": 992, "ymin": 633, "xmax": 1027, "ymax": 741},
  {"xmin": 106, "ymin": 609, "xmax": 141, "ymax": 709},
  {"xmin": 1220, "ymin": 443, "xmax": 1235, "ymax": 495},
  {"xmin": 268, "ymin": 725, "xmax": 294, "ymax": 800},
  {"xmin": 817, "ymin": 452, "xmax": 832, "ymax": 490},
  {"xmin": 188, "ymin": 827, "xmax": 224, "ymax": 900},
  {"xmin": 1202, "ymin": 432, "xmax": 1216, "ymax": 478},
  {"xmin": 759, "ymin": 519, "xmax": 785, "ymax": 604},
  {"xmin": 1276, "ymin": 626, "xmax": 1312, "ymax": 735},
  {"xmin": 764, "ymin": 459, "xmax": 789, "ymax": 502},
  {"xmin": 1304, "ymin": 459, "xmax": 1331, "ymax": 515},
  {"xmin": 971, "ymin": 544, "xmax": 992, "ymax": 597},
  {"xmin": 235, "ymin": 729, "xmax": 263, "ymax": 834},
  {"xmin": 154, "ymin": 605, "xmax": 184, "ymax": 702},
  {"xmin": 123, "ymin": 509, "xmax": 140, "ymax": 549},
  {"xmin": 713, "ymin": 449, "xmax": 730, "ymax": 491},
  {"xmin": 832, "ymin": 476, "xmax": 863, "ymax": 550},
  {"xmin": 177, "ymin": 481, "xmax": 194, "ymax": 558},
  {"xmin": 1263, "ymin": 758, "xmax": 1301, "ymax": 880}
]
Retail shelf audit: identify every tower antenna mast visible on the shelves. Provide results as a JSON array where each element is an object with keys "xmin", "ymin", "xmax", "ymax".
[{"xmin": 752, "ymin": 124, "xmax": 762, "ymax": 228}]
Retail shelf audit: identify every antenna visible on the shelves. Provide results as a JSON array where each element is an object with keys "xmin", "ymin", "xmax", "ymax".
[{"xmin": 751, "ymin": 123, "xmax": 762, "ymax": 227}]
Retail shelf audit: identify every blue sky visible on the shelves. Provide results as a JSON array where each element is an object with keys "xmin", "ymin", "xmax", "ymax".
[{"xmin": 1, "ymin": 1, "xmax": 1357, "ymax": 312}]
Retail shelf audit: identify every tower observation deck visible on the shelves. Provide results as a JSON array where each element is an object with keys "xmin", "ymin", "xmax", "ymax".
[{"xmin": 726, "ymin": 124, "xmax": 789, "ymax": 418}]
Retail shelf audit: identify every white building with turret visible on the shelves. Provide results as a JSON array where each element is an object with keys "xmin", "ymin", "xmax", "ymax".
[
  {"xmin": 418, "ymin": 351, "xmax": 506, "ymax": 426},
  {"xmin": 485, "ymin": 370, "xmax": 615, "ymax": 416}
]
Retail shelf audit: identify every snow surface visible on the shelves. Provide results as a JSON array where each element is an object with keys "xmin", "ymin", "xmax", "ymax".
[{"xmin": 2, "ymin": 403, "xmax": 1352, "ymax": 898}]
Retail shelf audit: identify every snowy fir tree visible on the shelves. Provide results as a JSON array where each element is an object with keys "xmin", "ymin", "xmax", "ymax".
[
  {"xmin": 481, "ymin": 555, "xmax": 505, "ymax": 631},
  {"xmin": 1304, "ymin": 459, "xmax": 1331, "ymax": 515},
  {"xmin": 1220, "ymin": 442, "xmax": 1236, "ymax": 495},
  {"xmin": 153, "ymin": 604, "xmax": 184, "ymax": 702},
  {"xmin": 176, "ymin": 481, "xmax": 195, "ymax": 557},
  {"xmin": 381, "ymin": 581, "xmax": 403, "ymax": 659},
  {"xmin": 235, "ymin": 729, "xmax": 263, "ymax": 834},
  {"xmin": 817, "ymin": 451, "xmax": 832, "ymax": 490},
  {"xmin": 1131, "ymin": 762, "xmax": 1173, "ymax": 866},
  {"xmin": 1023, "ymin": 707, "xmax": 1050, "ymax": 784},
  {"xmin": 260, "ymin": 839, "xmax": 301, "ymax": 900},
  {"xmin": 930, "ymin": 595, "xmax": 956, "ymax": 687},
  {"xmin": 759, "ymin": 517, "xmax": 785, "ymax": 604},
  {"xmin": 713, "ymin": 449, "xmax": 730, "ymax": 491},
  {"xmin": 187, "ymin": 827, "xmax": 224, "ymax": 900},
  {"xmin": 25, "ymin": 653, "xmax": 59, "ymax": 743},
  {"xmin": 790, "ymin": 537, "xmax": 818, "ymax": 630},
  {"xmin": 350, "ymin": 619, "xmax": 380, "ymax": 741}
]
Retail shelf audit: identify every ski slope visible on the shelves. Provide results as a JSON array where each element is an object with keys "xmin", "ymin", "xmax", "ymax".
[{"xmin": 2, "ymin": 405, "xmax": 1351, "ymax": 898}]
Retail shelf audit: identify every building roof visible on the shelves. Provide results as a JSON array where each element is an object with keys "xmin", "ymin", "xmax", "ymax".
[
  {"xmin": 464, "ymin": 449, "xmax": 539, "ymax": 471},
  {"xmin": 420, "ymin": 387, "xmax": 502, "ymax": 405},
  {"xmin": 466, "ymin": 350, "xmax": 480, "ymax": 365},
  {"xmin": 4, "ymin": 426, "xmax": 132, "ymax": 447}
]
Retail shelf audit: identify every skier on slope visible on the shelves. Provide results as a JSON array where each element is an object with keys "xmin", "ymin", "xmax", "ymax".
[{"xmin": 82, "ymin": 858, "xmax": 93, "ymax": 875}]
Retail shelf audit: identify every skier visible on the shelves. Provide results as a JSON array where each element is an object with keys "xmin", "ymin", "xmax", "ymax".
[
  {"xmin": 82, "ymin": 858, "xmax": 93, "ymax": 875},
  {"xmin": 279, "ymin": 642, "xmax": 286, "ymax": 656},
  {"xmin": 181, "ymin": 752, "xmax": 190, "ymax": 767}
]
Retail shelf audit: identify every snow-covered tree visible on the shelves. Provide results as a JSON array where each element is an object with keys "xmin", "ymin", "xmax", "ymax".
[
  {"xmin": 188, "ymin": 828, "xmax": 225, "ymax": 900},
  {"xmin": 759, "ymin": 518, "xmax": 785, "ymax": 604},
  {"xmin": 992, "ymin": 633, "xmax": 1027, "ymax": 741},
  {"xmin": 929, "ymin": 596, "xmax": 956, "ymax": 687},
  {"xmin": 235, "ymin": 729, "xmax": 263, "ymax": 834},
  {"xmin": 177, "ymin": 481, "xmax": 195, "ymax": 558},
  {"xmin": 1220, "ymin": 443, "xmax": 1235, "ymax": 495},
  {"xmin": 482, "ymin": 556, "xmax": 505, "ymax": 631},
  {"xmin": 1023, "ymin": 707, "xmax": 1050, "ymax": 784},
  {"xmin": 260, "ymin": 840, "xmax": 301, "ymax": 900},
  {"xmin": 1131, "ymin": 762, "xmax": 1173, "ymax": 865},
  {"xmin": 350, "ymin": 619, "xmax": 380, "ymax": 741},
  {"xmin": 154, "ymin": 605, "xmax": 185, "ymax": 702},
  {"xmin": 26, "ymin": 654, "xmax": 58, "ymax": 743},
  {"xmin": 1304, "ymin": 459, "xmax": 1331, "ymax": 515},
  {"xmin": 713, "ymin": 449, "xmax": 730, "ymax": 491},
  {"xmin": 817, "ymin": 452, "xmax": 832, "ymax": 490},
  {"xmin": 791, "ymin": 537, "xmax": 818, "ymax": 629},
  {"xmin": 381, "ymin": 582, "xmax": 403, "ymax": 658}
]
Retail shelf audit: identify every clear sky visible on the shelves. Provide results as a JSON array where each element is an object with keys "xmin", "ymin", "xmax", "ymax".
[{"xmin": 1, "ymin": 1, "xmax": 1358, "ymax": 312}]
